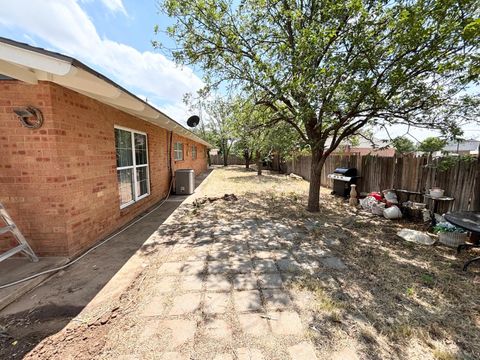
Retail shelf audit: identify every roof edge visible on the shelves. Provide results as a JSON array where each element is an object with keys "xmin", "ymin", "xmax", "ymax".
[{"xmin": 0, "ymin": 36, "xmax": 213, "ymax": 148}]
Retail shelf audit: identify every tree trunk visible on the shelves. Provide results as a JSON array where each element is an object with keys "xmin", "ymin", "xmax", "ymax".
[
  {"xmin": 222, "ymin": 142, "xmax": 228, "ymax": 167},
  {"xmin": 244, "ymin": 149, "xmax": 250, "ymax": 169},
  {"xmin": 307, "ymin": 148, "xmax": 326, "ymax": 212},
  {"xmin": 256, "ymin": 150, "xmax": 262, "ymax": 176}
]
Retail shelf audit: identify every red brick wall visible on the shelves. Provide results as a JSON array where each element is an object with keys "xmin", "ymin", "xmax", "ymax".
[
  {"xmin": 0, "ymin": 80, "xmax": 207, "ymax": 256},
  {"xmin": 171, "ymin": 133, "xmax": 208, "ymax": 175}
]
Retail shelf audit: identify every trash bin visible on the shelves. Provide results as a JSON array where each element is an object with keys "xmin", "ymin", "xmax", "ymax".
[{"xmin": 175, "ymin": 169, "xmax": 195, "ymax": 195}]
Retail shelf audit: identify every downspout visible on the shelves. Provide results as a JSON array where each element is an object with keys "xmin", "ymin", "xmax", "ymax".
[{"xmin": 167, "ymin": 130, "xmax": 174, "ymax": 191}]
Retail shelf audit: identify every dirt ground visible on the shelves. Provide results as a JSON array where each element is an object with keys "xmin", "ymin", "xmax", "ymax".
[{"xmin": 1, "ymin": 166, "xmax": 479, "ymax": 359}]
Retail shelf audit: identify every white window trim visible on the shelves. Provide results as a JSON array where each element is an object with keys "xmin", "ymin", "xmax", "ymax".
[
  {"xmin": 174, "ymin": 142, "xmax": 184, "ymax": 161},
  {"xmin": 115, "ymin": 125, "xmax": 150, "ymax": 209},
  {"xmin": 192, "ymin": 145, "xmax": 197, "ymax": 160}
]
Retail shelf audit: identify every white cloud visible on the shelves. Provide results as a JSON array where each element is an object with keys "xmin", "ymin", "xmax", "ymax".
[
  {"xmin": 0, "ymin": 0, "xmax": 203, "ymax": 120},
  {"xmin": 100, "ymin": 0, "xmax": 127, "ymax": 15}
]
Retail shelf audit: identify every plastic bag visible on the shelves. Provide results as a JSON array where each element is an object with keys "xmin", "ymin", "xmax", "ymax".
[
  {"xmin": 383, "ymin": 190, "xmax": 398, "ymax": 204},
  {"xmin": 383, "ymin": 205, "xmax": 402, "ymax": 219}
]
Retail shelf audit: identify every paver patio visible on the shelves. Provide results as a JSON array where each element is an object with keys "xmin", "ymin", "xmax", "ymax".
[{"xmin": 134, "ymin": 227, "xmax": 319, "ymax": 359}]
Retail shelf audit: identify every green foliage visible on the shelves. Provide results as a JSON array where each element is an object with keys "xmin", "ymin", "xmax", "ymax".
[
  {"xmin": 159, "ymin": 0, "xmax": 480, "ymax": 210},
  {"xmin": 418, "ymin": 137, "xmax": 446, "ymax": 153},
  {"xmin": 229, "ymin": 98, "xmax": 302, "ymax": 162},
  {"xmin": 436, "ymin": 154, "xmax": 476, "ymax": 171},
  {"xmin": 421, "ymin": 274, "xmax": 434, "ymax": 285},
  {"xmin": 433, "ymin": 222, "xmax": 466, "ymax": 234},
  {"xmin": 392, "ymin": 136, "xmax": 416, "ymax": 154}
]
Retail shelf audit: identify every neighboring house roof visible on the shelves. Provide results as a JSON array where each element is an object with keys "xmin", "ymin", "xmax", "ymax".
[
  {"xmin": 325, "ymin": 136, "xmax": 389, "ymax": 149},
  {"xmin": 443, "ymin": 139, "xmax": 480, "ymax": 153},
  {"xmin": 346, "ymin": 147, "xmax": 396, "ymax": 157},
  {"xmin": 0, "ymin": 37, "xmax": 213, "ymax": 148}
]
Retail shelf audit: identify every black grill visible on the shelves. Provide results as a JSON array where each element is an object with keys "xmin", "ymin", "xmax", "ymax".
[{"xmin": 327, "ymin": 167, "xmax": 359, "ymax": 198}]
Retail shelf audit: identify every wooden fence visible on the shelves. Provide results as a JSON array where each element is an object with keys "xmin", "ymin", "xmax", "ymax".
[
  {"xmin": 210, "ymin": 154, "xmax": 246, "ymax": 166},
  {"xmin": 285, "ymin": 154, "xmax": 479, "ymax": 212}
]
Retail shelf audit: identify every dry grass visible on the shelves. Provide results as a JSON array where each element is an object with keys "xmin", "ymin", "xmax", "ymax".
[{"xmin": 195, "ymin": 166, "xmax": 480, "ymax": 360}]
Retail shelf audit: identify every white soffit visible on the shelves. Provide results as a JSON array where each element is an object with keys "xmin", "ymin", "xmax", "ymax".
[
  {"xmin": 0, "ymin": 41, "xmax": 71, "ymax": 75},
  {"xmin": 0, "ymin": 38, "xmax": 212, "ymax": 147}
]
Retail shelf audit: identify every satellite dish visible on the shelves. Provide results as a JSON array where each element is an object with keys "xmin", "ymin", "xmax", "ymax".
[{"xmin": 187, "ymin": 115, "xmax": 200, "ymax": 128}]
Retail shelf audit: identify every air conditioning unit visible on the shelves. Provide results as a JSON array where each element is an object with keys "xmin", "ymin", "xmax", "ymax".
[{"xmin": 175, "ymin": 169, "xmax": 195, "ymax": 195}]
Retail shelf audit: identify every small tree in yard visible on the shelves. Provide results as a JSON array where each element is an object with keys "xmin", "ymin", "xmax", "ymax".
[
  {"xmin": 392, "ymin": 136, "xmax": 416, "ymax": 155},
  {"xmin": 203, "ymin": 98, "xmax": 236, "ymax": 167},
  {"xmin": 418, "ymin": 137, "xmax": 447, "ymax": 155},
  {"xmin": 231, "ymin": 100, "xmax": 300, "ymax": 174},
  {"xmin": 158, "ymin": 0, "xmax": 479, "ymax": 211}
]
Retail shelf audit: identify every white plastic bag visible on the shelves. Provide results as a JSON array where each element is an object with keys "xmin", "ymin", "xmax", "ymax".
[
  {"xmin": 383, "ymin": 190, "xmax": 399, "ymax": 204},
  {"xmin": 371, "ymin": 202, "xmax": 386, "ymax": 216},
  {"xmin": 383, "ymin": 205, "xmax": 402, "ymax": 219},
  {"xmin": 397, "ymin": 229, "xmax": 435, "ymax": 245}
]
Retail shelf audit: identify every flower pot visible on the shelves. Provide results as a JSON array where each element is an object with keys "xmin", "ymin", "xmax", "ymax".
[
  {"xmin": 438, "ymin": 232, "xmax": 467, "ymax": 247},
  {"xmin": 429, "ymin": 188, "xmax": 444, "ymax": 198}
]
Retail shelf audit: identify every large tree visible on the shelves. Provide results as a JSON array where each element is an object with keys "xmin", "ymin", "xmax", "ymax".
[{"xmin": 158, "ymin": 0, "xmax": 479, "ymax": 211}]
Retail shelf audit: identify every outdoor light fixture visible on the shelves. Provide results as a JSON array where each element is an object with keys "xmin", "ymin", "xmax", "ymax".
[{"xmin": 14, "ymin": 106, "xmax": 43, "ymax": 129}]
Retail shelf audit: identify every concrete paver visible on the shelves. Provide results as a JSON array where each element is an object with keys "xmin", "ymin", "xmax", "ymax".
[
  {"xmin": 233, "ymin": 290, "xmax": 262, "ymax": 312},
  {"xmin": 213, "ymin": 354, "xmax": 234, "ymax": 360},
  {"xmin": 257, "ymin": 273, "xmax": 283, "ymax": 289},
  {"xmin": 204, "ymin": 292, "xmax": 230, "ymax": 314},
  {"xmin": 229, "ymin": 260, "xmax": 254, "ymax": 273},
  {"xmin": 288, "ymin": 341, "xmax": 319, "ymax": 360},
  {"xmin": 205, "ymin": 274, "xmax": 231, "ymax": 292},
  {"xmin": 142, "ymin": 296, "xmax": 165, "ymax": 317},
  {"xmin": 169, "ymin": 293, "xmax": 202, "ymax": 316},
  {"xmin": 180, "ymin": 275, "xmax": 204, "ymax": 292},
  {"xmin": 208, "ymin": 261, "xmax": 230, "ymax": 274},
  {"xmin": 160, "ymin": 319, "xmax": 196, "ymax": 347},
  {"xmin": 203, "ymin": 318, "xmax": 232, "ymax": 339},
  {"xmin": 262, "ymin": 289, "xmax": 292, "ymax": 310},
  {"xmin": 233, "ymin": 274, "xmax": 258, "ymax": 290},
  {"xmin": 158, "ymin": 262, "xmax": 185, "ymax": 275},
  {"xmin": 161, "ymin": 352, "xmax": 188, "ymax": 360},
  {"xmin": 237, "ymin": 313, "xmax": 270, "ymax": 336},
  {"xmin": 253, "ymin": 259, "xmax": 278, "ymax": 273},
  {"xmin": 235, "ymin": 348, "xmax": 266, "ymax": 360},
  {"xmin": 182, "ymin": 261, "xmax": 206, "ymax": 275},
  {"xmin": 154, "ymin": 276, "xmax": 178, "ymax": 293},
  {"xmin": 268, "ymin": 311, "xmax": 303, "ymax": 335},
  {"xmin": 276, "ymin": 258, "xmax": 302, "ymax": 273}
]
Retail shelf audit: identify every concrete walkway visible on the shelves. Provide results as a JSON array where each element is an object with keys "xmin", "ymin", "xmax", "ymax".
[{"xmin": 134, "ymin": 220, "xmax": 319, "ymax": 360}]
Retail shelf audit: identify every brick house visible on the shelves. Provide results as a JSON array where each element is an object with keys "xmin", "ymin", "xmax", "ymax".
[{"xmin": 0, "ymin": 37, "xmax": 211, "ymax": 257}]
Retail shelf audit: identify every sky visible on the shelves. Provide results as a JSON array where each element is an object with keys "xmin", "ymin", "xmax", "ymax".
[{"xmin": 0, "ymin": 0, "xmax": 478, "ymax": 141}]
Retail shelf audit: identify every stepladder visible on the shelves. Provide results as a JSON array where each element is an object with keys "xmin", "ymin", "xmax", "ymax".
[{"xmin": 0, "ymin": 203, "xmax": 38, "ymax": 263}]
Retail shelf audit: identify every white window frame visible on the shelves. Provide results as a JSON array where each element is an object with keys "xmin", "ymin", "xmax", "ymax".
[
  {"xmin": 174, "ymin": 142, "xmax": 184, "ymax": 161},
  {"xmin": 191, "ymin": 145, "xmax": 197, "ymax": 160},
  {"xmin": 115, "ymin": 125, "xmax": 150, "ymax": 209}
]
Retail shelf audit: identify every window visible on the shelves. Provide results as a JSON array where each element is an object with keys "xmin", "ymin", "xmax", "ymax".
[
  {"xmin": 115, "ymin": 127, "xmax": 149, "ymax": 208},
  {"xmin": 191, "ymin": 145, "xmax": 197, "ymax": 160},
  {"xmin": 174, "ymin": 142, "xmax": 184, "ymax": 161}
]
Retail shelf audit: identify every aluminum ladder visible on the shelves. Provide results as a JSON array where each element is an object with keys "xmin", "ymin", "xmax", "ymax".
[{"xmin": 0, "ymin": 203, "xmax": 38, "ymax": 263}]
